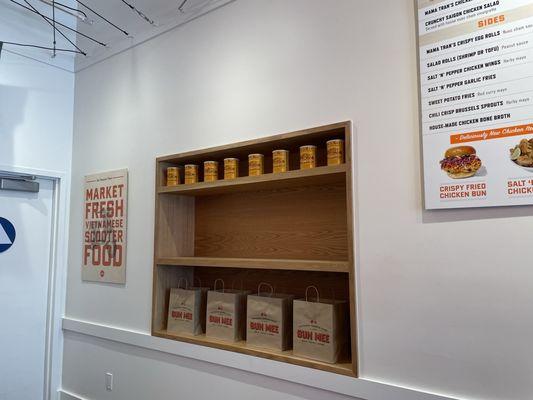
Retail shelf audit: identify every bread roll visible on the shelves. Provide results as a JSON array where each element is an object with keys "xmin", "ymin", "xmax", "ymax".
[{"xmin": 444, "ymin": 146, "xmax": 476, "ymax": 158}]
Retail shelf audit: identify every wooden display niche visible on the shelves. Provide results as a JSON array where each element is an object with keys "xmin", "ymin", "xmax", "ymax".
[{"xmin": 152, "ymin": 121, "xmax": 357, "ymax": 377}]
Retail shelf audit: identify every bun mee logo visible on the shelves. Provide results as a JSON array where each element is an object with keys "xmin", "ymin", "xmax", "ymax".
[
  {"xmin": 209, "ymin": 315, "xmax": 233, "ymax": 326},
  {"xmin": 297, "ymin": 328, "xmax": 330, "ymax": 344}
]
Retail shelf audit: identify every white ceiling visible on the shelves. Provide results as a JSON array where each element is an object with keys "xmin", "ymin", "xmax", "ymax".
[
  {"xmin": 73, "ymin": 0, "xmax": 235, "ymax": 71},
  {"xmin": 0, "ymin": 0, "xmax": 234, "ymax": 72}
]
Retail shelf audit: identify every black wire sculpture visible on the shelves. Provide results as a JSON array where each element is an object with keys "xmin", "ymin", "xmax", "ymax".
[
  {"xmin": 46, "ymin": 0, "xmax": 88, "ymax": 19},
  {"xmin": 178, "ymin": 0, "xmax": 188, "ymax": 13},
  {"xmin": 51, "ymin": 0, "xmax": 56, "ymax": 56},
  {"xmin": 8, "ymin": 0, "xmax": 106, "ymax": 47},
  {"xmin": 0, "ymin": 40, "xmax": 85, "ymax": 55},
  {"xmin": 76, "ymin": 0, "xmax": 130, "ymax": 36},
  {"xmin": 120, "ymin": 0, "xmax": 155, "ymax": 26},
  {"xmin": 23, "ymin": 0, "xmax": 86, "ymax": 55},
  {"xmin": 1, "ymin": 0, "xmax": 207, "ymax": 61}
]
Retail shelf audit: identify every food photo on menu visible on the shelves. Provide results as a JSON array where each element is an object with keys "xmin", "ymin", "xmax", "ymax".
[
  {"xmin": 510, "ymin": 138, "xmax": 533, "ymax": 171},
  {"xmin": 439, "ymin": 146, "xmax": 483, "ymax": 179}
]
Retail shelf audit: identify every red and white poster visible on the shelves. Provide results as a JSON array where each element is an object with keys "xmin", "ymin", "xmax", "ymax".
[
  {"xmin": 82, "ymin": 169, "xmax": 128, "ymax": 283},
  {"xmin": 418, "ymin": 0, "xmax": 533, "ymax": 208}
]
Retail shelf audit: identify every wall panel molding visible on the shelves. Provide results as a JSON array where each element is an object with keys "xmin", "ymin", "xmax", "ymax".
[{"xmin": 62, "ymin": 317, "xmax": 456, "ymax": 400}]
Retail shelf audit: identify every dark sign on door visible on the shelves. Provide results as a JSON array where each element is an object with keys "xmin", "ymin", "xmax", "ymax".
[{"xmin": 0, "ymin": 217, "xmax": 16, "ymax": 253}]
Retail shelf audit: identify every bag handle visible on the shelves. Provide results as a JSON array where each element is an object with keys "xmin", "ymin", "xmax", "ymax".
[
  {"xmin": 177, "ymin": 278, "xmax": 189, "ymax": 289},
  {"xmin": 305, "ymin": 285, "xmax": 320, "ymax": 303},
  {"xmin": 257, "ymin": 282, "xmax": 274, "ymax": 297},
  {"xmin": 214, "ymin": 279, "xmax": 225, "ymax": 293}
]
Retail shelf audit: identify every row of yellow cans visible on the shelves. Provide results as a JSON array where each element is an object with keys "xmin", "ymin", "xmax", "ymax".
[{"xmin": 166, "ymin": 139, "xmax": 344, "ymax": 186}]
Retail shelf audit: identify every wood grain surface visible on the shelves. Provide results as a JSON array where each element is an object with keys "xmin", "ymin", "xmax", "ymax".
[{"xmin": 194, "ymin": 183, "xmax": 348, "ymax": 260}]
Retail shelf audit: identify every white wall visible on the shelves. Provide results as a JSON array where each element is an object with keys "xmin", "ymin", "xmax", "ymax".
[
  {"xmin": 0, "ymin": 51, "xmax": 74, "ymax": 173},
  {"xmin": 63, "ymin": 1, "xmax": 533, "ymax": 400}
]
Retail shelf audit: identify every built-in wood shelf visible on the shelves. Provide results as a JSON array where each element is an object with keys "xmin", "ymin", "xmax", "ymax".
[
  {"xmin": 158, "ymin": 164, "xmax": 347, "ymax": 196},
  {"xmin": 156, "ymin": 257, "xmax": 350, "ymax": 273},
  {"xmin": 153, "ymin": 329, "xmax": 355, "ymax": 377},
  {"xmin": 152, "ymin": 121, "xmax": 357, "ymax": 376}
]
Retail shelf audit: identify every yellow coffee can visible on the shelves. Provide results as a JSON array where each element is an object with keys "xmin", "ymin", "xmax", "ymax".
[
  {"xmin": 204, "ymin": 161, "xmax": 219, "ymax": 182},
  {"xmin": 327, "ymin": 139, "xmax": 345, "ymax": 166},
  {"xmin": 166, "ymin": 167, "xmax": 180, "ymax": 186},
  {"xmin": 224, "ymin": 158, "xmax": 239, "ymax": 180},
  {"xmin": 184, "ymin": 164, "xmax": 198, "ymax": 184},
  {"xmin": 272, "ymin": 150, "xmax": 289, "ymax": 173},
  {"xmin": 300, "ymin": 145, "xmax": 317, "ymax": 169},
  {"xmin": 248, "ymin": 154, "xmax": 264, "ymax": 176}
]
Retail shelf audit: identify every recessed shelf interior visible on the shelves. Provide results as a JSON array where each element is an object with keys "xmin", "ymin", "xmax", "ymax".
[
  {"xmin": 152, "ymin": 122, "xmax": 356, "ymax": 376},
  {"xmin": 152, "ymin": 264, "xmax": 353, "ymax": 375},
  {"xmin": 156, "ymin": 181, "xmax": 349, "ymax": 262},
  {"xmin": 157, "ymin": 125, "xmax": 347, "ymax": 184},
  {"xmin": 157, "ymin": 164, "xmax": 347, "ymax": 196},
  {"xmin": 152, "ymin": 328, "xmax": 354, "ymax": 377}
]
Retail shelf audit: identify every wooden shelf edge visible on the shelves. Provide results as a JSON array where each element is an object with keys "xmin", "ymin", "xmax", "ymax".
[
  {"xmin": 153, "ymin": 330, "xmax": 355, "ymax": 377},
  {"xmin": 155, "ymin": 257, "xmax": 350, "ymax": 273},
  {"xmin": 156, "ymin": 121, "xmax": 351, "ymax": 163},
  {"xmin": 157, "ymin": 164, "xmax": 347, "ymax": 196}
]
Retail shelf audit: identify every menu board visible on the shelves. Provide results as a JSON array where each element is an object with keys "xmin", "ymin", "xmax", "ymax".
[{"xmin": 418, "ymin": 0, "xmax": 533, "ymax": 209}]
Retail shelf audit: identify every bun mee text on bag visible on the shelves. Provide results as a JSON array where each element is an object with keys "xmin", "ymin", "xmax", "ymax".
[
  {"xmin": 206, "ymin": 279, "xmax": 250, "ymax": 342},
  {"xmin": 246, "ymin": 283, "xmax": 294, "ymax": 351},
  {"xmin": 167, "ymin": 278, "xmax": 209, "ymax": 336},
  {"xmin": 293, "ymin": 286, "xmax": 348, "ymax": 364}
]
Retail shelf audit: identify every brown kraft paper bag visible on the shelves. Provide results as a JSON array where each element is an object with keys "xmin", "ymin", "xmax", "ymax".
[
  {"xmin": 293, "ymin": 286, "xmax": 347, "ymax": 364},
  {"xmin": 167, "ymin": 279, "xmax": 209, "ymax": 336},
  {"xmin": 206, "ymin": 279, "xmax": 250, "ymax": 342},
  {"xmin": 246, "ymin": 283, "xmax": 294, "ymax": 351}
]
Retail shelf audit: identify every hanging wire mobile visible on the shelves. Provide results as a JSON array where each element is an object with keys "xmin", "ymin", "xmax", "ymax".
[
  {"xmin": 120, "ymin": 0, "xmax": 155, "ymax": 26},
  {"xmin": 0, "ymin": 0, "xmax": 138, "ymax": 58},
  {"xmin": 0, "ymin": 0, "xmax": 210, "ymax": 60}
]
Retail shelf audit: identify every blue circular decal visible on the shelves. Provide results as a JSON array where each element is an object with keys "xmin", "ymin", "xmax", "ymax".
[{"xmin": 0, "ymin": 217, "xmax": 16, "ymax": 253}]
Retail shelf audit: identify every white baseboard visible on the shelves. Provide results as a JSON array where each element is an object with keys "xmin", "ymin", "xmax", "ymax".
[{"xmin": 62, "ymin": 317, "xmax": 457, "ymax": 400}]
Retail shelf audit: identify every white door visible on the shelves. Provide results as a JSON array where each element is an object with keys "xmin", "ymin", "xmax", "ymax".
[{"xmin": 0, "ymin": 177, "xmax": 55, "ymax": 400}]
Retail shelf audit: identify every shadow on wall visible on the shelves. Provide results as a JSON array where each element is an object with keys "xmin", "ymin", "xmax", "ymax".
[
  {"xmin": 422, "ymin": 204, "xmax": 533, "ymax": 224},
  {"xmin": 0, "ymin": 84, "xmax": 28, "ymax": 166}
]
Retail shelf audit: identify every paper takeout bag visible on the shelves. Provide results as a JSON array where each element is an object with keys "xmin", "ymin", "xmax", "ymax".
[
  {"xmin": 167, "ymin": 279, "xmax": 209, "ymax": 336},
  {"xmin": 293, "ymin": 286, "xmax": 347, "ymax": 363},
  {"xmin": 206, "ymin": 279, "xmax": 250, "ymax": 342},
  {"xmin": 246, "ymin": 283, "xmax": 294, "ymax": 351}
]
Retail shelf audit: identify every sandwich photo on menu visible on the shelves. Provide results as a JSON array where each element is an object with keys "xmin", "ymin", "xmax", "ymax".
[{"xmin": 439, "ymin": 146, "xmax": 482, "ymax": 179}]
